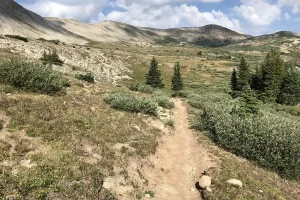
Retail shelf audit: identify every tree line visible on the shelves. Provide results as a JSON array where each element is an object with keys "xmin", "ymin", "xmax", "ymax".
[{"xmin": 231, "ymin": 49, "xmax": 300, "ymax": 106}]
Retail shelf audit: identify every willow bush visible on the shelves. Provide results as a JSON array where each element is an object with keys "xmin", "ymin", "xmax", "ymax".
[
  {"xmin": 104, "ymin": 92, "xmax": 158, "ymax": 116},
  {"xmin": 188, "ymin": 92, "xmax": 300, "ymax": 180},
  {"xmin": 0, "ymin": 60, "xmax": 69, "ymax": 94}
]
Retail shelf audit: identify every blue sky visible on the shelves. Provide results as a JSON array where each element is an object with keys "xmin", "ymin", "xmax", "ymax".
[{"xmin": 15, "ymin": 0, "xmax": 300, "ymax": 35}]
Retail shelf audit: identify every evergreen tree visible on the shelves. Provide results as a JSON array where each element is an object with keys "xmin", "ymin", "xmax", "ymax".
[
  {"xmin": 230, "ymin": 68, "xmax": 239, "ymax": 98},
  {"xmin": 261, "ymin": 49, "xmax": 285, "ymax": 102},
  {"xmin": 237, "ymin": 87, "xmax": 260, "ymax": 116},
  {"xmin": 237, "ymin": 57, "xmax": 251, "ymax": 91},
  {"xmin": 278, "ymin": 63, "xmax": 300, "ymax": 105},
  {"xmin": 171, "ymin": 62, "xmax": 183, "ymax": 94},
  {"xmin": 251, "ymin": 66, "xmax": 263, "ymax": 91},
  {"xmin": 145, "ymin": 57, "xmax": 164, "ymax": 88},
  {"xmin": 231, "ymin": 68, "xmax": 238, "ymax": 91}
]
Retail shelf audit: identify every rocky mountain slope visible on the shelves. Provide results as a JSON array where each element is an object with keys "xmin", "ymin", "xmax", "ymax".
[
  {"xmin": 47, "ymin": 18, "xmax": 160, "ymax": 44},
  {"xmin": 48, "ymin": 18, "xmax": 249, "ymax": 46},
  {"xmin": 142, "ymin": 24, "xmax": 250, "ymax": 46},
  {"xmin": 0, "ymin": 0, "xmax": 86, "ymax": 44},
  {"xmin": 226, "ymin": 31, "xmax": 300, "ymax": 54}
]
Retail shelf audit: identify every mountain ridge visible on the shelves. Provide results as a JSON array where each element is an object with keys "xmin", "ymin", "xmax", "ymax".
[
  {"xmin": 0, "ymin": 0, "xmax": 299, "ymax": 46},
  {"xmin": 47, "ymin": 18, "xmax": 250, "ymax": 46},
  {"xmin": 0, "ymin": 0, "xmax": 86, "ymax": 43}
]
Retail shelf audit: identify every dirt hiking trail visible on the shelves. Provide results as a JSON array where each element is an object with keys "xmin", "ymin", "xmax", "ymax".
[{"xmin": 143, "ymin": 99, "xmax": 217, "ymax": 200}]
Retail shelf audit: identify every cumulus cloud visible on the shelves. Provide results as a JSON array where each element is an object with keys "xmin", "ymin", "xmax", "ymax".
[
  {"xmin": 113, "ymin": 0, "xmax": 223, "ymax": 8},
  {"xmin": 284, "ymin": 12, "xmax": 291, "ymax": 20},
  {"xmin": 101, "ymin": 4, "xmax": 241, "ymax": 31},
  {"xmin": 234, "ymin": 0, "xmax": 281, "ymax": 26},
  {"xmin": 22, "ymin": 0, "xmax": 107, "ymax": 22},
  {"xmin": 20, "ymin": 0, "xmax": 239, "ymax": 33},
  {"xmin": 278, "ymin": 0, "xmax": 300, "ymax": 13}
]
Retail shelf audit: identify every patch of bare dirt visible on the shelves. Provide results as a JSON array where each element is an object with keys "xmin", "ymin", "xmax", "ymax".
[
  {"xmin": 141, "ymin": 99, "xmax": 218, "ymax": 200},
  {"xmin": 0, "ymin": 112, "xmax": 47, "ymax": 171}
]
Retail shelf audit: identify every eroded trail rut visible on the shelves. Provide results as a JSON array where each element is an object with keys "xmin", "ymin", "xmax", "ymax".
[{"xmin": 144, "ymin": 99, "xmax": 216, "ymax": 200}]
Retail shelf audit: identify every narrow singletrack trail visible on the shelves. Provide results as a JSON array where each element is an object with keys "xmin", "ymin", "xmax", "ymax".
[{"xmin": 143, "ymin": 99, "xmax": 216, "ymax": 200}]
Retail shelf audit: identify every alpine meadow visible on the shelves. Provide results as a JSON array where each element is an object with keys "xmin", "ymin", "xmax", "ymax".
[{"xmin": 0, "ymin": 0, "xmax": 300, "ymax": 199}]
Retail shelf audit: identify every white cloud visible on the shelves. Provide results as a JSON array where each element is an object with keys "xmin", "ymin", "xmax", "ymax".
[
  {"xmin": 113, "ymin": 0, "xmax": 223, "ymax": 8},
  {"xmin": 234, "ymin": 0, "xmax": 281, "ymax": 26},
  {"xmin": 101, "ymin": 4, "xmax": 241, "ymax": 31},
  {"xmin": 22, "ymin": 0, "xmax": 107, "ymax": 22},
  {"xmin": 19, "ymin": 0, "xmax": 239, "ymax": 33},
  {"xmin": 295, "ymin": 18, "xmax": 300, "ymax": 21},
  {"xmin": 284, "ymin": 12, "xmax": 291, "ymax": 20},
  {"xmin": 278, "ymin": 0, "xmax": 300, "ymax": 13}
]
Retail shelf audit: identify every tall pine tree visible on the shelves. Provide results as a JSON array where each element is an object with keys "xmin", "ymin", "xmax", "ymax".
[
  {"xmin": 251, "ymin": 66, "xmax": 264, "ymax": 91},
  {"xmin": 230, "ymin": 68, "xmax": 239, "ymax": 98},
  {"xmin": 237, "ymin": 87, "xmax": 260, "ymax": 116},
  {"xmin": 171, "ymin": 62, "xmax": 183, "ymax": 94},
  {"xmin": 237, "ymin": 57, "xmax": 251, "ymax": 91},
  {"xmin": 278, "ymin": 63, "xmax": 300, "ymax": 105},
  {"xmin": 145, "ymin": 57, "xmax": 164, "ymax": 88},
  {"xmin": 261, "ymin": 49, "xmax": 285, "ymax": 102}
]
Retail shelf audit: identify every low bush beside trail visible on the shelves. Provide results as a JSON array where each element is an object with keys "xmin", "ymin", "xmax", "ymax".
[
  {"xmin": 129, "ymin": 83, "xmax": 155, "ymax": 94},
  {"xmin": 188, "ymin": 92, "xmax": 300, "ymax": 180},
  {"xmin": 104, "ymin": 92, "xmax": 158, "ymax": 116},
  {"xmin": 151, "ymin": 90, "xmax": 174, "ymax": 109},
  {"xmin": 105, "ymin": 90, "xmax": 175, "ymax": 115}
]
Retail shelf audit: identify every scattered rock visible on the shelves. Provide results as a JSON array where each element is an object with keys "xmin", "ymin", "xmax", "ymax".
[
  {"xmin": 113, "ymin": 143, "xmax": 135, "ymax": 151},
  {"xmin": 226, "ymin": 179, "xmax": 243, "ymax": 187},
  {"xmin": 259, "ymin": 190, "xmax": 263, "ymax": 193},
  {"xmin": 6, "ymin": 195, "xmax": 17, "ymax": 200},
  {"xmin": 190, "ymin": 168, "xmax": 196, "ymax": 176},
  {"xmin": 133, "ymin": 125, "xmax": 141, "ymax": 132},
  {"xmin": 145, "ymin": 194, "xmax": 151, "ymax": 198},
  {"xmin": 190, "ymin": 188, "xmax": 196, "ymax": 192},
  {"xmin": 207, "ymin": 187, "xmax": 212, "ymax": 192},
  {"xmin": 20, "ymin": 159, "xmax": 36, "ymax": 168},
  {"xmin": 199, "ymin": 175, "xmax": 211, "ymax": 189}
]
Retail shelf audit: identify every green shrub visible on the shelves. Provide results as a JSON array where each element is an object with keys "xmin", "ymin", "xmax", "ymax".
[
  {"xmin": 40, "ymin": 49, "xmax": 64, "ymax": 66},
  {"xmin": 145, "ymin": 191, "xmax": 155, "ymax": 197},
  {"xmin": 165, "ymin": 119, "xmax": 174, "ymax": 127},
  {"xmin": 129, "ymin": 83, "xmax": 154, "ymax": 94},
  {"xmin": 172, "ymin": 90, "xmax": 189, "ymax": 98},
  {"xmin": 104, "ymin": 92, "xmax": 158, "ymax": 116},
  {"xmin": 188, "ymin": 92, "xmax": 300, "ymax": 180},
  {"xmin": 129, "ymin": 83, "xmax": 139, "ymax": 91},
  {"xmin": 0, "ymin": 60, "xmax": 69, "ymax": 94},
  {"xmin": 5, "ymin": 35, "xmax": 28, "ymax": 42},
  {"xmin": 38, "ymin": 38, "xmax": 60, "ymax": 45},
  {"xmin": 0, "ymin": 120, "xmax": 4, "ymax": 130},
  {"xmin": 151, "ymin": 91, "xmax": 174, "ymax": 109},
  {"xmin": 75, "ymin": 73, "xmax": 95, "ymax": 83},
  {"xmin": 137, "ymin": 84, "xmax": 155, "ymax": 94}
]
